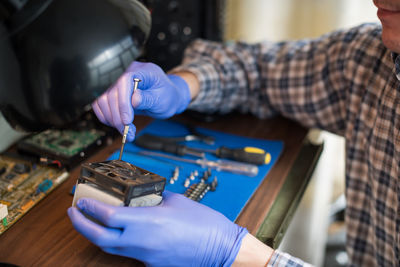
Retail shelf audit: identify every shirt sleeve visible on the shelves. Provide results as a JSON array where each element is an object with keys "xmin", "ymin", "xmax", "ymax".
[
  {"xmin": 171, "ymin": 23, "xmax": 382, "ymax": 135},
  {"xmin": 268, "ymin": 250, "xmax": 314, "ymax": 267}
]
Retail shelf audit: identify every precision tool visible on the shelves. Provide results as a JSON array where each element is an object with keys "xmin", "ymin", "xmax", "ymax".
[
  {"xmin": 154, "ymin": 122, "xmax": 215, "ymax": 145},
  {"xmin": 118, "ymin": 78, "xmax": 141, "ymax": 161},
  {"xmin": 177, "ymin": 124, "xmax": 215, "ymax": 145},
  {"xmin": 138, "ymin": 151, "xmax": 259, "ymax": 177},
  {"xmin": 135, "ymin": 133, "xmax": 270, "ymax": 165},
  {"xmin": 135, "ymin": 133, "xmax": 205, "ymax": 158}
]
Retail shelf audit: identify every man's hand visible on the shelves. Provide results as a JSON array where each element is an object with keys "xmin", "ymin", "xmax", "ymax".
[
  {"xmin": 68, "ymin": 191, "xmax": 248, "ymax": 267},
  {"xmin": 92, "ymin": 62, "xmax": 192, "ymax": 141}
]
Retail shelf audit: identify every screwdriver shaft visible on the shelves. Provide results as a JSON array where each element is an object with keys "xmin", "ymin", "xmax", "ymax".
[
  {"xmin": 138, "ymin": 150, "xmax": 258, "ymax": 176},
  {"xmin": 118, "ymin": 125, "xmax": 130, "ymax": 160},
  {"xmin": 118, "ymin": 78, "xmax": 141, "ymax": 161}
]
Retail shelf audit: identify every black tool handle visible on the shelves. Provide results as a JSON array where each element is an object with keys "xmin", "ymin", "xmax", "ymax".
[
  {"xmin": 135, "ymin": 134, "xmax": 189, "ymax": 156},
  {"xmin": 215, "ymin": 146, "xmax": 270, "ymax": 165}
]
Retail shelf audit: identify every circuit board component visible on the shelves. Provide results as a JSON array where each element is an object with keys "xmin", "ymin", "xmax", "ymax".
[
  {"xmin": 0, "ymin": 156, "xmax": 68, "ymax": 235},
  {"xmin": 0, "ymin": 204, "xmax": 7, "ymax": 227},
  {"xmin": 17, "ymin": 128, "xmax": 107, "ymax": 168}
]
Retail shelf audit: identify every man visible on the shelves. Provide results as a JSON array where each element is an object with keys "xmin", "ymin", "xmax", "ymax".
[{"xmin": 68, "ymin": 0, "xmax": 400, "ymax": 266}]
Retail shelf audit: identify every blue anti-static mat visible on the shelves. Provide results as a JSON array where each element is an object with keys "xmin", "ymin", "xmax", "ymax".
[{"xmin": 108, "ymin": 120, "xmax": 284, "ymax": 221}]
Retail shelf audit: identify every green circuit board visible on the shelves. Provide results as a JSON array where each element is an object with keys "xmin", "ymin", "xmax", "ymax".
[
  {"xmin": 20, "ymin": 129, "xmax": 105, "ymax": 157},
  {"xmin": 0, "ymin": 156, "xmax": 69, "ymax": 235}
]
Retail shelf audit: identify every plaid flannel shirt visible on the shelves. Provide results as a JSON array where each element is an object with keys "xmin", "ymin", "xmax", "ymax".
[{"xmin": 172, "ymin": 23, "xmax": 400, "ymax": 266}]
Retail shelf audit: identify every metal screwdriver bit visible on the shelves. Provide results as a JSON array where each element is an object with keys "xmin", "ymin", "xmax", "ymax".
[
  {"xmin": 118, "ymin": 125, "xmax": 130, "ymax": 161},
  {"xmin": 118, "ymin": 78, "xmax": 141, "ymax": 161}
]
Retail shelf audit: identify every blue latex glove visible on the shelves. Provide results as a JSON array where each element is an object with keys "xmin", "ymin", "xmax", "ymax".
[
  {"xmin": 92, "ymin": 61, "xmax": 191, "ymax": 141},
  {"xmin": 68, "ymin": 191, "xmax": 248, "ymax": 267}
]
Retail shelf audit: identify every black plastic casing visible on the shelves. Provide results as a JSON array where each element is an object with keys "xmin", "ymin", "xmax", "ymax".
[
  {"xmin": 0, "ymin": 0, "xmax": 150, "ymax": 131},
  {"xmin": 78, "ymin": 160, "xmax": 166, "ymax": 206}
]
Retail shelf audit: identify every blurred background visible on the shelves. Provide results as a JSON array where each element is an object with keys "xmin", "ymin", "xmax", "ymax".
[
  {"xmin": 225, "ymin": 0, "xmax": 378, "ymax": 42},
  {"xmin": 222, "ymin": 1, "xmax": 378, "ymax": 266}
]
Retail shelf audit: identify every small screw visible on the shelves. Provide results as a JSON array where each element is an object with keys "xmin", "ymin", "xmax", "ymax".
[
  {"xmin": 210, "ymin": 176, "xmax": 218, "ymax": 191},
  {"xmin": 173, "ymin": 167, "xmax": 179, "ymax": 181},
  {"xmin": 184, "ymin": 178, "xmax": 190, "ymax": 188},
  {"xmin": 133, "ymin": 78, "xmax": 141, "ymax": 92}
]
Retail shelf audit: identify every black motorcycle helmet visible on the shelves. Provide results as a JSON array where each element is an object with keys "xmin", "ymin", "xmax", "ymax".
[{"xmin": 0, "ymin": 0, "xmax": 150, "ymax": 131}]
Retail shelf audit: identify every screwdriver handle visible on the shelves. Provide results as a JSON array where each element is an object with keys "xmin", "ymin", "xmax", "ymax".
[
  {"xmin": 135, "ymin": 134, "xmax": 203, "ymax": 157},
  {"xmin": 216, "ymin": 146, "xmax": 271, "ymax": 165}
]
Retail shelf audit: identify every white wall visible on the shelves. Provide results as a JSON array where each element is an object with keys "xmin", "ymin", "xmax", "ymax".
[{"xmin": 225, "ymin": 0, "xmax": 378, "ymax": 42}]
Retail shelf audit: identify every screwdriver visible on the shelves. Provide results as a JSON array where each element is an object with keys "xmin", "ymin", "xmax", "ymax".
[
  {"xmin": 138, "ymin": 150, "xmax": 259, "ymax": 177},
  {"xmin": 136, "ymin": 133, "xmax": 270, "ymax": 165},
  {"xmin": 118, "ymin": 78, "xmax": 141, "ymax": 161},
  {"xmin": 135, "ymin": 134, "xmax": 205, "ymax": 158},
  {"xmin": 191, "ymin": 146, "xmax": 271, "ymax": 166}
]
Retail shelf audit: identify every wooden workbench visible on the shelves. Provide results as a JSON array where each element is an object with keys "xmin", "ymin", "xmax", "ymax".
[{"xmin": 0, "ymin": 113, "xmax": 322, "ymax": 266}]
